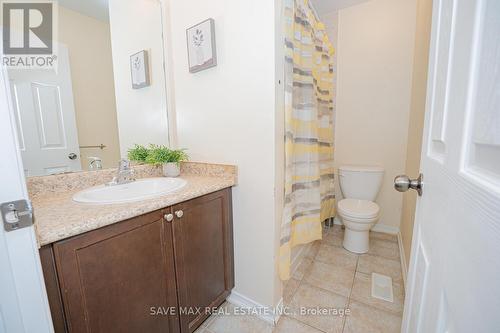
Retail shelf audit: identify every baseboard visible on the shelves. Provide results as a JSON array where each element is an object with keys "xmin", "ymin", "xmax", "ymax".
[
  {"xmin": 397, "ymin": 231, "xmax": 408, "ymax": 289},
  {"xmin": 226, "ymin": 291, "xmax": 282, "ymax": 325},
  {"xmin": 371, "ymin": 223, "xmax": 399, "ymax": 235}
]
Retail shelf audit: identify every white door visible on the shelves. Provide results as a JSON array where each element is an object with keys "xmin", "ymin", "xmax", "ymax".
[
  {"xmin": 0, "ymin": 64, "xmax": 54, "ymax": 331},
  {"xmin": 402, "ymin": 0, "xmax": 500, "ymax": 332},
  {"xmin": 8, "ymin": 44, "xmax": 81, "ymax": 177}
]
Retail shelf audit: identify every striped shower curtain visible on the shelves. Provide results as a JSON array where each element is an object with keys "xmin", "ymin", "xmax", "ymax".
[{"xmin": 279, "ymin": 0, "xmax": 336, "ymax": 280}]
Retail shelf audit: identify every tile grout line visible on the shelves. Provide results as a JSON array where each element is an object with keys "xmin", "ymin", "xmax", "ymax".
[
  {"xmin": 283, "ymin": 315, "xmax": 330, "ymax": 333},
  {"xmin": 289, "ymin": 230, "xmax": 402, "ymax": 333},
  {"xmin": 283, "ymin": 227, "xmax": 344, "ymax": 333},
  {"xmin": 298, "ymin": 279, "xmax": 352, "ymax": 301},
  {"xmin": 206, "ymin": 231, "xmax": 402, "ymax": 332},
  {"xmin": 341, "ymin": 254, "xmax": 359, "ymax": 333},
  {"xmin": 347, "ymin": 264, "xmax": 405, "ymax": 317},
  {"xmin": 290, "ymin": 279, "xmax": 349, "ymax": 332},
  {"xmin": 322, "ymin": 227, "xmax": 353, "ymax": 332},
  {"xmin": 284, "ymin": 229, "xmax": 401, "ymax": 332},
  {"xmin": 285, "ymin": 248, "xmax": 330, "ymax": 333}
]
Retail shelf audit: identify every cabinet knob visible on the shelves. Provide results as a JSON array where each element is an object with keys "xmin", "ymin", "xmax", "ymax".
[
  {"xmin": 164, "ymin": 213, "xmax": 174, "ymax": 222},
  {"xmin": 175, "ymin": 210, "xmax": 184, "ymax": 218}
]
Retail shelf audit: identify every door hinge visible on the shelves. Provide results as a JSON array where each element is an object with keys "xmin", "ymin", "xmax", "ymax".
[{"xmin": 1, "ymin": 199, "xmax": 34, "ymax": 232}]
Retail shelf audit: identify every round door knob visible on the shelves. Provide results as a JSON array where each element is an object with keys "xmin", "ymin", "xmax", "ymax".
[
  {"xmin": 394, "ymin": 175, "xmax": 411, "ymax": 192},
  {"xmin": 175, "ymin": 210, "xmax": 184, "ymax": 218},
  {"xmin": 164, "ymin": 213, "xmax": 174, "ymax": 222},
  {"xmin": 68, "ymin": 153, "xmax": 78, "ymax": 160},
  {"xmin": 394, "ymin": 173, "xmax": 423, "ymax": 196}
]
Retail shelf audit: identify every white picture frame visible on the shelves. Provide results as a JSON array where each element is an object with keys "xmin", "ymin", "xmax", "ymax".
[
  {"xmin": 186, "ymin": 18, "xmax": 217, "ymax": 73},
  {"xmin": 130, "ymin": 50, "xmax": 150, "ymax": 89}
]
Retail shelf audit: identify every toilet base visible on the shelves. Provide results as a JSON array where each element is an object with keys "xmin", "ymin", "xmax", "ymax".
[{"xmin": 343, "ymin": 229, "xmax": 370, "ymax": 254}]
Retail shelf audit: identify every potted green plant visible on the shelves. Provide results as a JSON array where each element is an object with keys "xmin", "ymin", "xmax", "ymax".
[
  {"xmin": 128, "ymin": 144, "xmax": 189, "ymax": 177},
  {"xmin": 127, "ymin": 144, "xmax": 149, "ymax": 163},
  {"xmin": 162, "ymin": 148, "xmax": 189, "ymax": 177},
  {"xmin": 146, "ymin": 145, "xmax": 189, "ymax": 177}
]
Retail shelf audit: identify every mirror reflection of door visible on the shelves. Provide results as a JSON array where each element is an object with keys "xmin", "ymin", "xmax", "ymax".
[
  {"xmin": 8, "ymin": 0, "xmax": 123, "ymax": 177},
  {"xmin": 8, "ymin": 0, "xmax": 170, "ymax": 177},
  {"xmin": 9, "ymin": 45, "xmax": 82, "ymax": 177}
]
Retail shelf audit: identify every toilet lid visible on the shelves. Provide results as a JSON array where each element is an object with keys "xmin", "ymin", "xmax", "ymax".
[{"xmin": 338, "ymin": 199, "xmax": 380, "ymax": 219}]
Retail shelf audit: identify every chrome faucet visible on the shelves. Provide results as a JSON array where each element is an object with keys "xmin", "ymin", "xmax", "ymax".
[{"xmin": 107, "ymin": 159, "xmax": 135, "ymax": 186}]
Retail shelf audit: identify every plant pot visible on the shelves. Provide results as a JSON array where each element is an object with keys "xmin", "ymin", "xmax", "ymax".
[
  {"xmin": 196, "ymin": 47, "xmax": 205, "ymax": 65},
  {"xmin": 162, "ymin": 162, "xmax": 180, "ymax": 177}
]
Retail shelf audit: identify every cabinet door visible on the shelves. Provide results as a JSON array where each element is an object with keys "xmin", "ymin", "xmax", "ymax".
[
  {"xmin": 53, "ymin": 210, "xmax": 180, "ymax": 333},
  {"xmin": 172, "ymin": 189, "xmax": 234, "ymax": 332}
]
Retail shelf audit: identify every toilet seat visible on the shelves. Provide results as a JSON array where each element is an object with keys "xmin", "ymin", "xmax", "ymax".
[{"xmin": 338, "ymin": 199, "xmax": 380, "ymax": 220}]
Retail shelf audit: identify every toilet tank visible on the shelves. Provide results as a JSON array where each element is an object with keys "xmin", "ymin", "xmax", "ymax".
[{"xmin": 338, "ymin": 165, "xmax": 384, "ymax": 201}]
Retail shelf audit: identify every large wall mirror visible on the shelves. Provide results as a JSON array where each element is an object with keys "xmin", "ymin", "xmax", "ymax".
[{"xmin": 8, "ymin": 0, "xmax": 170, "ymax": 177}]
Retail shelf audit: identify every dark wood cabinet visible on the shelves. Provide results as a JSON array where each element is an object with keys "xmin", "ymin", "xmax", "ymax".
[
  {"xmin": 52, "ymin": 210, "xmax": 180, "ymax": 333},
  {"xmin": 172, "ymin": 189, "xmax": 234, "ymax": 332},
  {"xmin": 40, "ymin": 188, "xmax": 233, "ymax": 333},
  {"xmin": 39, "ymin": 245, "xmax": 68, "ymax": 333}
]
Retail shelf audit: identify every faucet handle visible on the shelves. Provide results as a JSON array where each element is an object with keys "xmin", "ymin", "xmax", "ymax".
[
  {"xmin": 118, "ymin": 159, "xmax": 130, "ymax": 170},
  {"xmin": 88, "ymin": 156, "xmax": 103, "ymax": 170}
]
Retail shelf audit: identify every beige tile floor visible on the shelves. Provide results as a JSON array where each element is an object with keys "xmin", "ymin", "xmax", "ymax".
[{"xmin": 195, "ymin": 225, "xmax": 404, "ymax": 333}]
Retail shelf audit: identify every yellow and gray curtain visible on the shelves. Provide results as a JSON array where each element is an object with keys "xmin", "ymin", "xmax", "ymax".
[{"xmin": 279, "ymin": 0, "xmax": 336, "ymax": 280}]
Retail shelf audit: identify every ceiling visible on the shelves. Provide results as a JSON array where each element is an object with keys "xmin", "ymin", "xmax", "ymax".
[
  {"xmin": 310, "ymin": 0, "xmax": 371, "ymax": 15},
  {"xmin": 57, "ymin": 0, "xmax": 368, "ymax": 24},
  {"xmin": 58, "ymin": 0, "xmax": 109, "ymax": 22}
]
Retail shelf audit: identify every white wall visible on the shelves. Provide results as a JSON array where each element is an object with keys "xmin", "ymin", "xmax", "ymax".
[
  {"xmin": 165, "ymin": 0, "xmax": 282, "ymax": 308},
  {"xmin": 109, "ymin": 0, "xmax": 169, "ymax": 157},
  {"xmin": 334, "ymin": 0, "xmax": 417, "ymax": 231},
  {"xmin": 311, "ymin": 0, "xmax": 371, "ymax": 13}
]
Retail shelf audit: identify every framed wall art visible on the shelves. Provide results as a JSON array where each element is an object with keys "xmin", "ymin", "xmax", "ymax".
[
  {"xmin": 130, "ymin": 50, "xmax": 150, "ymax": 89},
  {"xmin": 186, "ymin": 18, "xmax": 217, "ymax": 73}
]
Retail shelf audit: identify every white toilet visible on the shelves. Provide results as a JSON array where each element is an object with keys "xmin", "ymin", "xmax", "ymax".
[{"xmin": 337, "ymin": 165, "xmax": 384, "ymax": 254}]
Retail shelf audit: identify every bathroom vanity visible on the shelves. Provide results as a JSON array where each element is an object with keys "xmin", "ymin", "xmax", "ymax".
[
  {"xmin": 6, "ymin": 1, "xmax": 240, "ymax": 331},
  {"xmin": 30, "ymin": 163, "xmax": 237, "ymax": 333}
]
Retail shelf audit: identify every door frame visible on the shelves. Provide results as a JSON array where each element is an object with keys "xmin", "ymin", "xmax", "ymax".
[
  {"xmin": 401, "ymin": 0, "xmax": 440, "ymax": 328},
  {"xmin": 0, "ymin": 33, "xmax": 54, "ymax": 332}
]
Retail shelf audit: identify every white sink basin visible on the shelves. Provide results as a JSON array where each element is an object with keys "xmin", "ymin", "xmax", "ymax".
[{"xmin": 73, "ymin": 177, "xmax": 187, "ymax": 204}]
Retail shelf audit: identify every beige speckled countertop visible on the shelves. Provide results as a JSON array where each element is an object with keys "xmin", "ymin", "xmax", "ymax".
[{"xmin": 29, "ymin": 162, "xmax": 237, "ymax": 247}]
